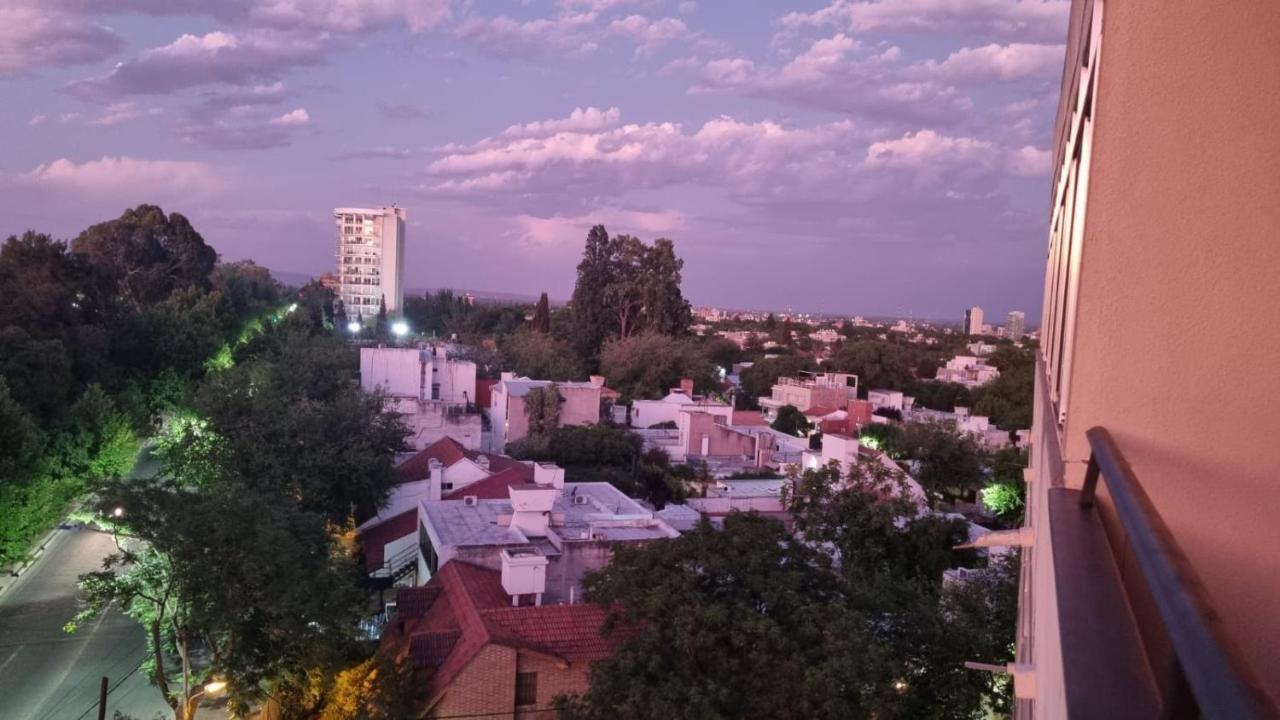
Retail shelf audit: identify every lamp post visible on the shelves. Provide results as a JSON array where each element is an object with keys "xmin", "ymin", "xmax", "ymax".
[{"xmin": 182, "ymin": 679, "xmax": 227, "ymax": 720}]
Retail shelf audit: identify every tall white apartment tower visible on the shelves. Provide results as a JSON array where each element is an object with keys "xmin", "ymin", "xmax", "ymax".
[
  {"xmin": 964, "ymin": 306, "xmax": 984, "ymax": 336},
  {"xmin": 334, "ymin": 206, "xmax": 406, "ymax": 319},
  {"xmin": 1006, "ymin": 310, "xmax": 1025, "ymax": 341}
]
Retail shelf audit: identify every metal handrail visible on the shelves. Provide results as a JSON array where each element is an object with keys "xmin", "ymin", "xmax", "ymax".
[{"xmin": 1081, "ymin": 427, "xmax": 1278, "ymax": 720}]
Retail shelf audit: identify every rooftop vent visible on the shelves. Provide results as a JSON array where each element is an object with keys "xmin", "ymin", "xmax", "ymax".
[
  {"xmin": 573, "ymin": 494, "xmax": 589, "ymax": 506},
  {"xmin": 463, "ymin": 495, "xmax": 478, "ymax": 507}
]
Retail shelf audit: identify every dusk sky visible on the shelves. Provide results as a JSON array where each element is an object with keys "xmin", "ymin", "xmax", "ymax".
[{"xmin": 1, "ymin": 0, "xmax": 1069, "ymax": 320}]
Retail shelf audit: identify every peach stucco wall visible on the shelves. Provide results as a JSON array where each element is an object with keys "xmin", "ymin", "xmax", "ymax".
[{"xmin": 1058, "ymin": 0, "xmax": 1280, "ymax": 700}]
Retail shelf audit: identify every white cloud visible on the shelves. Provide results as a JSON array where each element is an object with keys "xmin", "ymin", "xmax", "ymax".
[
  {"xmin": 7, "ymin": 156, "xmax": 223, "ymax": 199},
  {"xmin": 693, "ymin": 34, "xmax": 971, "ymax": 122},
  {"xmin": 500, "ymin": 106, "xmax": 621, "ymax": 138},
  {"xmin": 866, "ymin": 129, "xmax": 993, "ymax": 169},
  {"xmin": 0, "ymin": 5, "xmax": 124, "ymax": 75},
  {"xmin": 247, "ymin": 0, "xmax": 453, "ymax": 32},
  {"xmin": 87, "ymin": 101, "xmax": 164, "ymax": 127},
  {"xmin": 1007, "ymin": 145, "xmax": 1051, "ymax": 176},
  {"xmin": 515, "ymin": 206, "xmax": 687, "ymax": 248},
  {"xmin": 606, "ymin": 15, "xmax": 691, "ymax": 55},
  {"xmin": 916, "ymin": 42, "xmax": 1065, "ymax": 83},
  {"xmin": 28, "ymin": 114, "xmax": 48, "ymax": 126},
  {"xmin": 453, "ymin": 12, "xmax": 600, "ymax": 59},
  {"xmin": 269, "ymin": 107, "xmax": 311, "ymax": 126},
  {"xmin": 780, "ymin": 0, "xmax": 1070, "ymax": 43}
]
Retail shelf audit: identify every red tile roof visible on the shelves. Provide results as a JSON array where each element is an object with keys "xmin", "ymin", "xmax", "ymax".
[
  {"xmin": 360, "ymin": 509, "xmax": 418, "ymax": 569},
  {"xmin": 803, "ymin": 405, "xmax": 837, "ymax": 419},
  {"xmin": 442, "ymin": 466, "xmax": 531, "ymax": 500},
  {"xmin": 395, "ymin": 437, "xmax": 470, "ymax": 483},
  {"xmin": 383, "ymin": 560, "xmax": 637, "ymax": 704},
  {"xmin": 731, "ymin": 410, "xmax": 769, "ymax": 427}
]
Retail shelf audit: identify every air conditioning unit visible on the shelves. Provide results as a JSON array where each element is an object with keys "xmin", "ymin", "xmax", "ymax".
[
  {"xmin": 463, "ymin": 496, "xmax": 479, "ymax": 507},
  {"xmin": 573, "ymin": 495, "xmax": 589, "ymax": 506}
]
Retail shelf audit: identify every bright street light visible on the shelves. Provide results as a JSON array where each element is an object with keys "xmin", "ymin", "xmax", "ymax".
[
  {"xmin": 203, "ymin": 680, "xmax": 227, "ymax": 694},
  {"xmin": 112, "ymin": 507, "xmax": 124, "ymax": 518},
  {"xmin": 347, "ymin": 320, "xmax": 361, "ymax": 333},
  {"xmin": 391, "ymin": 320, "xmax": 409, "ymax": 337}
]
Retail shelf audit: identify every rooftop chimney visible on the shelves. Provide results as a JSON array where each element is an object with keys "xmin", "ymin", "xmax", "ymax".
[
  {"xmin": 679, "ymin": 378, "xmax": 694, "ymax": 396},
  {"xmin": 589, "ymin": 375, "xmax": 605, "ymax": 388},
  {"xmin": 533, "ymin": 462, "xmax": 565, "ymax": 489}
]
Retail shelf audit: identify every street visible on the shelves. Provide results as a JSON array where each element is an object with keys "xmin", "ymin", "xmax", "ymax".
[{"xmin": 0, "ymin": 526, "xmax": 171, "ymax": 720}]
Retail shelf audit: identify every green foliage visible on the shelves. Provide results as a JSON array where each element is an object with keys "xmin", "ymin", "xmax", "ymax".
[
  {"xmin": 401, "ymin": 289, "xmax": 474, "ymax": 339},
  {"xmin": 500, "ymin": 329, "xmax": 584, "ymax": 380},
  {"xmin": 829, "ymin": 341, "xmax": 916, "ymax": 395},
  {"xmin": 72, "ymin": 204, "xmax": 217, "ymax": 307},
  {"xmin": 982, "ymin": 447, "xmax": 1028, "ymax": 525},
  {"xmin": 857, "ymin": 422, "xmax": 903, "ymax": 453},
  {"xmin": 66, "ymin": 384, "xmax": 139, "ymax": 478},
  {"xmin": 599, "ymin": 332, "xmax": 715, "ymax": 402},
  {"xmin": 568, "ymin": 226, "xmax": 692, "ymax": 364},
  {"xmin": 561, "ymin": 499, "xmax": 1019, "ymax": 720},
  {"xmin": 771, "ymin": 404, "xmax": 812, "ymax": 437},
  {"xmin": 316, "ymin": 655, "xmax": 420, "ymax": 720},
  {"xmin": 909, "ymin": 381, "xmax": 974, "ymax": 413},
  {"xmin": 523, "ymin": 384, "xmax": 563, "ymax": 438},
  {"xmin": 891, "ymin": 421, "xmax": 987, "ymax": 505},
  {"xmin": 508, "ymin": 424, "xmax": 642, "ymax": 469},
  {"xmin": 531, "ymin": 292, "xmax": 552, "ymax": 333},
  {"xmin": 700, "ymin": 336, "xmax": 741, "ymax": 372},
  {"xmin": 736, "ymin": 355, "xmax": 814, "ymax": 410}
]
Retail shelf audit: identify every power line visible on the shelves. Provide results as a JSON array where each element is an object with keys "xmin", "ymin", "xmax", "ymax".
[{"xmin": 68, "ymin": 660, "xmax": 146, "ymax": 720}]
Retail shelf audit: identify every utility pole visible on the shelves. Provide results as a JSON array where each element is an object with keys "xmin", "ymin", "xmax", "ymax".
[{"xmin": 97, "ymin": 676, "xmax": 108, "ymax": 720}]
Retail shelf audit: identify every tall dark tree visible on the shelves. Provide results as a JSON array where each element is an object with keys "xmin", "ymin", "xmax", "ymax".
[
  {"xmin": 532, "ymin": 292, "xmax": 552, "ymax": 333},
  {"xmin": 375, "ymin": 294, "xmax": 388, "ymax": 337},
  {"xmin": 640, "ymin": 238, "xmax": 692, "ymax": 336},
  {"xmin": 771, "ymin": 404, "xmax": 812, "ymax": 437},
  {"xmin": 71, "ymin": 205, "xmax": 217, "ymax": 307},
  {"xmin": 569, "ymin": 225, "xmax": 618, "ymax": 363}
]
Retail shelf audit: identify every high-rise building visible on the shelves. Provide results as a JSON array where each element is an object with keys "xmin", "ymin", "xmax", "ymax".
[
  {"xmin": 1012, "ymin": 2, "xmax": 1280, "ymax": 718},
  {"xmin": 964, "ymin": 306, "xmax": 984, "ymax": 336},
  {"xmin": 334, "ymin": 206, "xmax": 405, "ymax": 319},
  {"xmin": 1006, "ymin": 310, "xmax": 1025, "ymax": 341}
]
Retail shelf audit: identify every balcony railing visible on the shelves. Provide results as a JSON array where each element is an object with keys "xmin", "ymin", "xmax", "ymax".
[{"xmin": 1078, "ymin": 428, "xmax": 1276, "ymax": 720}]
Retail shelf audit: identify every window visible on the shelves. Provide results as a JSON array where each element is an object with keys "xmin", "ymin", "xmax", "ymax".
[{"xmin": 515, "ymin": 672, "xmax": 538, "ymax": 707}]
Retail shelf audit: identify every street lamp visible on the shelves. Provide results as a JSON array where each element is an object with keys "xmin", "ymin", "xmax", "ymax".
[
  {"xmin": 184, "ymin": 679, "xmax": 228, "ymax": 719},
  {"xmin": 391, "ymin": 320, "xmax": 409, "ymax": 337},
  {"xmin": 347, "ymin": 320, "xmax": 361, "ymax": 334},
  {"xmin": 111, "ymin": 507, "xmax": 124, "ymax": 518}
]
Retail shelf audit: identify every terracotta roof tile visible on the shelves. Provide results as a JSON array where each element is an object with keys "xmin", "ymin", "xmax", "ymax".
[
  {"xmin": 397, "ymin": 585, "xmax": 442, "ymax": 619},
  {"xmin": 442, "ymin": 466, "xmax": 532, "ymax": 501},
  {"xmin": 409, "ymin": 630, "xmax": 461, "ymax": 670},
  {"xmin": 395, "ymin": 437, "xmax": 469, "ymax": 483}
]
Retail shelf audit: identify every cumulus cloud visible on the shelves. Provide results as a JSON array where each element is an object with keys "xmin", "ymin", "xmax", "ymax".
[
  {"xmin": 516, "ymin": 206, "xmax": 687, "ymax": 248},
  {"xmin": 86, "ymin": 102, "xmax": 164, "ymax": 127},
  {"xmin": 6, "ymin": 156, "xmax": 223, "ymax": 199},
  {"xmin": 453, "ymin": 13, "xmax": 600, "ymax": 59},
  {"xmin": 780, "ymin": 0, "xmax": 1070, "ymax": 43},
  {"xmin": 866, "ymin": 129, "xmax": 993, "ymax": 168},
  {"xmin": 1007, "ymin": 145, "xmax": 1051, "ymax": 176},
  {"xmin": 606, "ymin": 15, "xmax": 692, "ymax": 55},
  {"xmin": 29, "ymin": 114, "xmax": 48, "ymax": 126},
  {"xmin": 693, "ymin": 34, "xmax": 971, "ymax": 123},
  {"xmin": 245, "ymin": 0, "xmax": 452, "ymax": 33},
  {"xmin": 63, "ymin": 30, "xmax": 327, "ymax": 102},
  {"xmin": 0, "ymin": 5, "xmax": 124, "ymax": 75},
  {"xmin": 499, "ymin": 106, "xmax": 621, "ymax": 138},
  {"xmin": 269, "ymin": 107, "xmax": 311, "ymax": 126},
  {"xmin": 915, "ymin": 42, "xmax": 1065, "ymax": 83}
]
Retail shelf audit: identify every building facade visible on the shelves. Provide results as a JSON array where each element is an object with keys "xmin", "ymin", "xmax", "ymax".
[
  {"xmin": 360, "ymin": 345, "xmax": 482, "ymax": 450},
  {"xmin": 334, "ymin": 205, "xmax": 406, "ymax": 317},
  {"xmin": 1006, "ymin": 310, "xmax": 1026, "ymax": 341},
  {"xmin": 964, "ymin": 306, "xmax": 984, "ymax": 336},
  {"xmin": 1014, "ymin": 1, "xmax": 1280, "ymax": 717}
]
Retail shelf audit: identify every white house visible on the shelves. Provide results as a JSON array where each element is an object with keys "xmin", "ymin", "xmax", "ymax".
[{"xmin": 361, "ymin": 345, "xmax": 483, "ymax": 449}]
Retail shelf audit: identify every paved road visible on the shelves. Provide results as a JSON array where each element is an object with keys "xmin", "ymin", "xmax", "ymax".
[{"xmin": 0, "ymin": 526, "xmax": 172, "ymax": 720}]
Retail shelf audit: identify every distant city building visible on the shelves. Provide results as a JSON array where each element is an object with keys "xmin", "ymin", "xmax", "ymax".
[
  {"xmin": 964, "ymin": 306, "xmax": 984, "ymax": 336},
  {"xmin": 757, "ymin": 372, "xmax": 859, "ymax": 421},
  {"xmin": 1006, "ymin": 310, "xmax": 1026, "ymax": 341},
  {"xmin": 334, "ymin": 205, "xmax": 406, "ymax": 318},
  {"xmin": 934, "ymin": 354, "xmax": 1001, "ymax": 388},
  {"xmin": 318, "ymin": 271, "xmax": 340, "ymax": 292}
]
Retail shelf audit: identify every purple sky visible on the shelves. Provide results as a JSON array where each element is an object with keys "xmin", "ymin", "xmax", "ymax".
[{"xmin": 1, "ymin": 0, "xmax": 1068, "ymax": 320}]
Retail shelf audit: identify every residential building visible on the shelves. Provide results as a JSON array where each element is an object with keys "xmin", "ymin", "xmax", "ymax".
[
  {"xmin": 757, "ymin": 372, "xmax": 859, "ymax": 420},
  {"xmin": 866, "ymin": 389, "xmax": 905, "ymax": 413},
  {"xmin": 629, "ymin": 381, "xmax": 732, "ymax": 428},
  {"xmin": 799, "ymin": 433, "xmax": 926, "ymax": 507},
  {"xmin": 1013, "ymin": 2, "xmax": 1280, "ymax": 717},
  {"xmin": 334, "ymin": 205, "xmax": 406, "ymax": 317},
  {"xmin": 966, "ymin": 341, "xmax": 998, "ymax": 357},
  {"xmin": 489, "ymin": 373, "xmax": 605, "ymax": 451},
  {"xmin": 1006, "ymin": 310, "xmax": 1026, "ymax": 342},
  {"xmin": 964, "ymin": 306, "xmax": 984, "ymax": 336},
  {"xmin": 683, "ymin": 478, "xmax": 789, "ymax": 523},
  {"xmin": 935, "ymin": 355, "xmax": 1001, "ymax": 387},
  {"xmin": 378, "ymin": 560, "xmax": 639, "ymax": 718},
  {"xmin": 808, "ymin": 328, "xmax": 842, "ymax": 344},
  {"xmin": 361, "ymin": 345, "xmax": 482, "ymax": 450}
]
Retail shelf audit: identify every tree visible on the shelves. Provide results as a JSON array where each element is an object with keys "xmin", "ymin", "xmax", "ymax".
[
  {"xmin": 737, "ymin": 355, "xmax": 814, "ymax": 410},
  {"xmin": 500, "ymin": 329, "xmax": 584, "ymax": 380},
  {"xmin": 71, "ymin": 205, "xmax": 217, "ymax": 307},
  {"xmin": 771, "ymin": 404, "xmax": 812, "ymax": 437},
  {"xmin": 599, "ymin": 333, "xmax": 715, "ymax": 402},
  {"xmin": 375, "ymin": 295, "xmax": 388, "ymax": 337},
  {"xmin": 524, "ymin": 384, "xmax": 562, "ymax": 439},
  {"xmin": 64, "ymin": 383, "xmax": 138, "ymax": 479},
  {"xmin": 829, "ymin": 341, "xmax": 915, "ymax": 395},
  {"xmin": 559, "ymin": 514, "xmax": 898, "ymax": 720},
  {"xmin": 568, "ymin": 226, "xmax": 692, "ymax": 363},
  {"xmin": 701, "ymin": 336, "xmax": 741, "ymax": 373},
  {"xmin": 568, "ymin": 225, "xmax": 617, "ymax": 363},
  {"xmin": 532, "ymin": 292, "xmax": 552, "ymax": 333},
  {"xmin": 0, "ymin": 325, "xmax": 73, "ymax": 422},
  {"xmin": 892, "ymin": 421, "xmax": 987, "ymax": 505},
  {"xmin": 73, "ymin": 481, "xmax": 366, "ymax": 718}
]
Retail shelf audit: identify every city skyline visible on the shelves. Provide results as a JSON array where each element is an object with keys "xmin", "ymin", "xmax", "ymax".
[{"xmin": 1, "ymin": 1, "xmax": 1069, "ymax": 320}]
